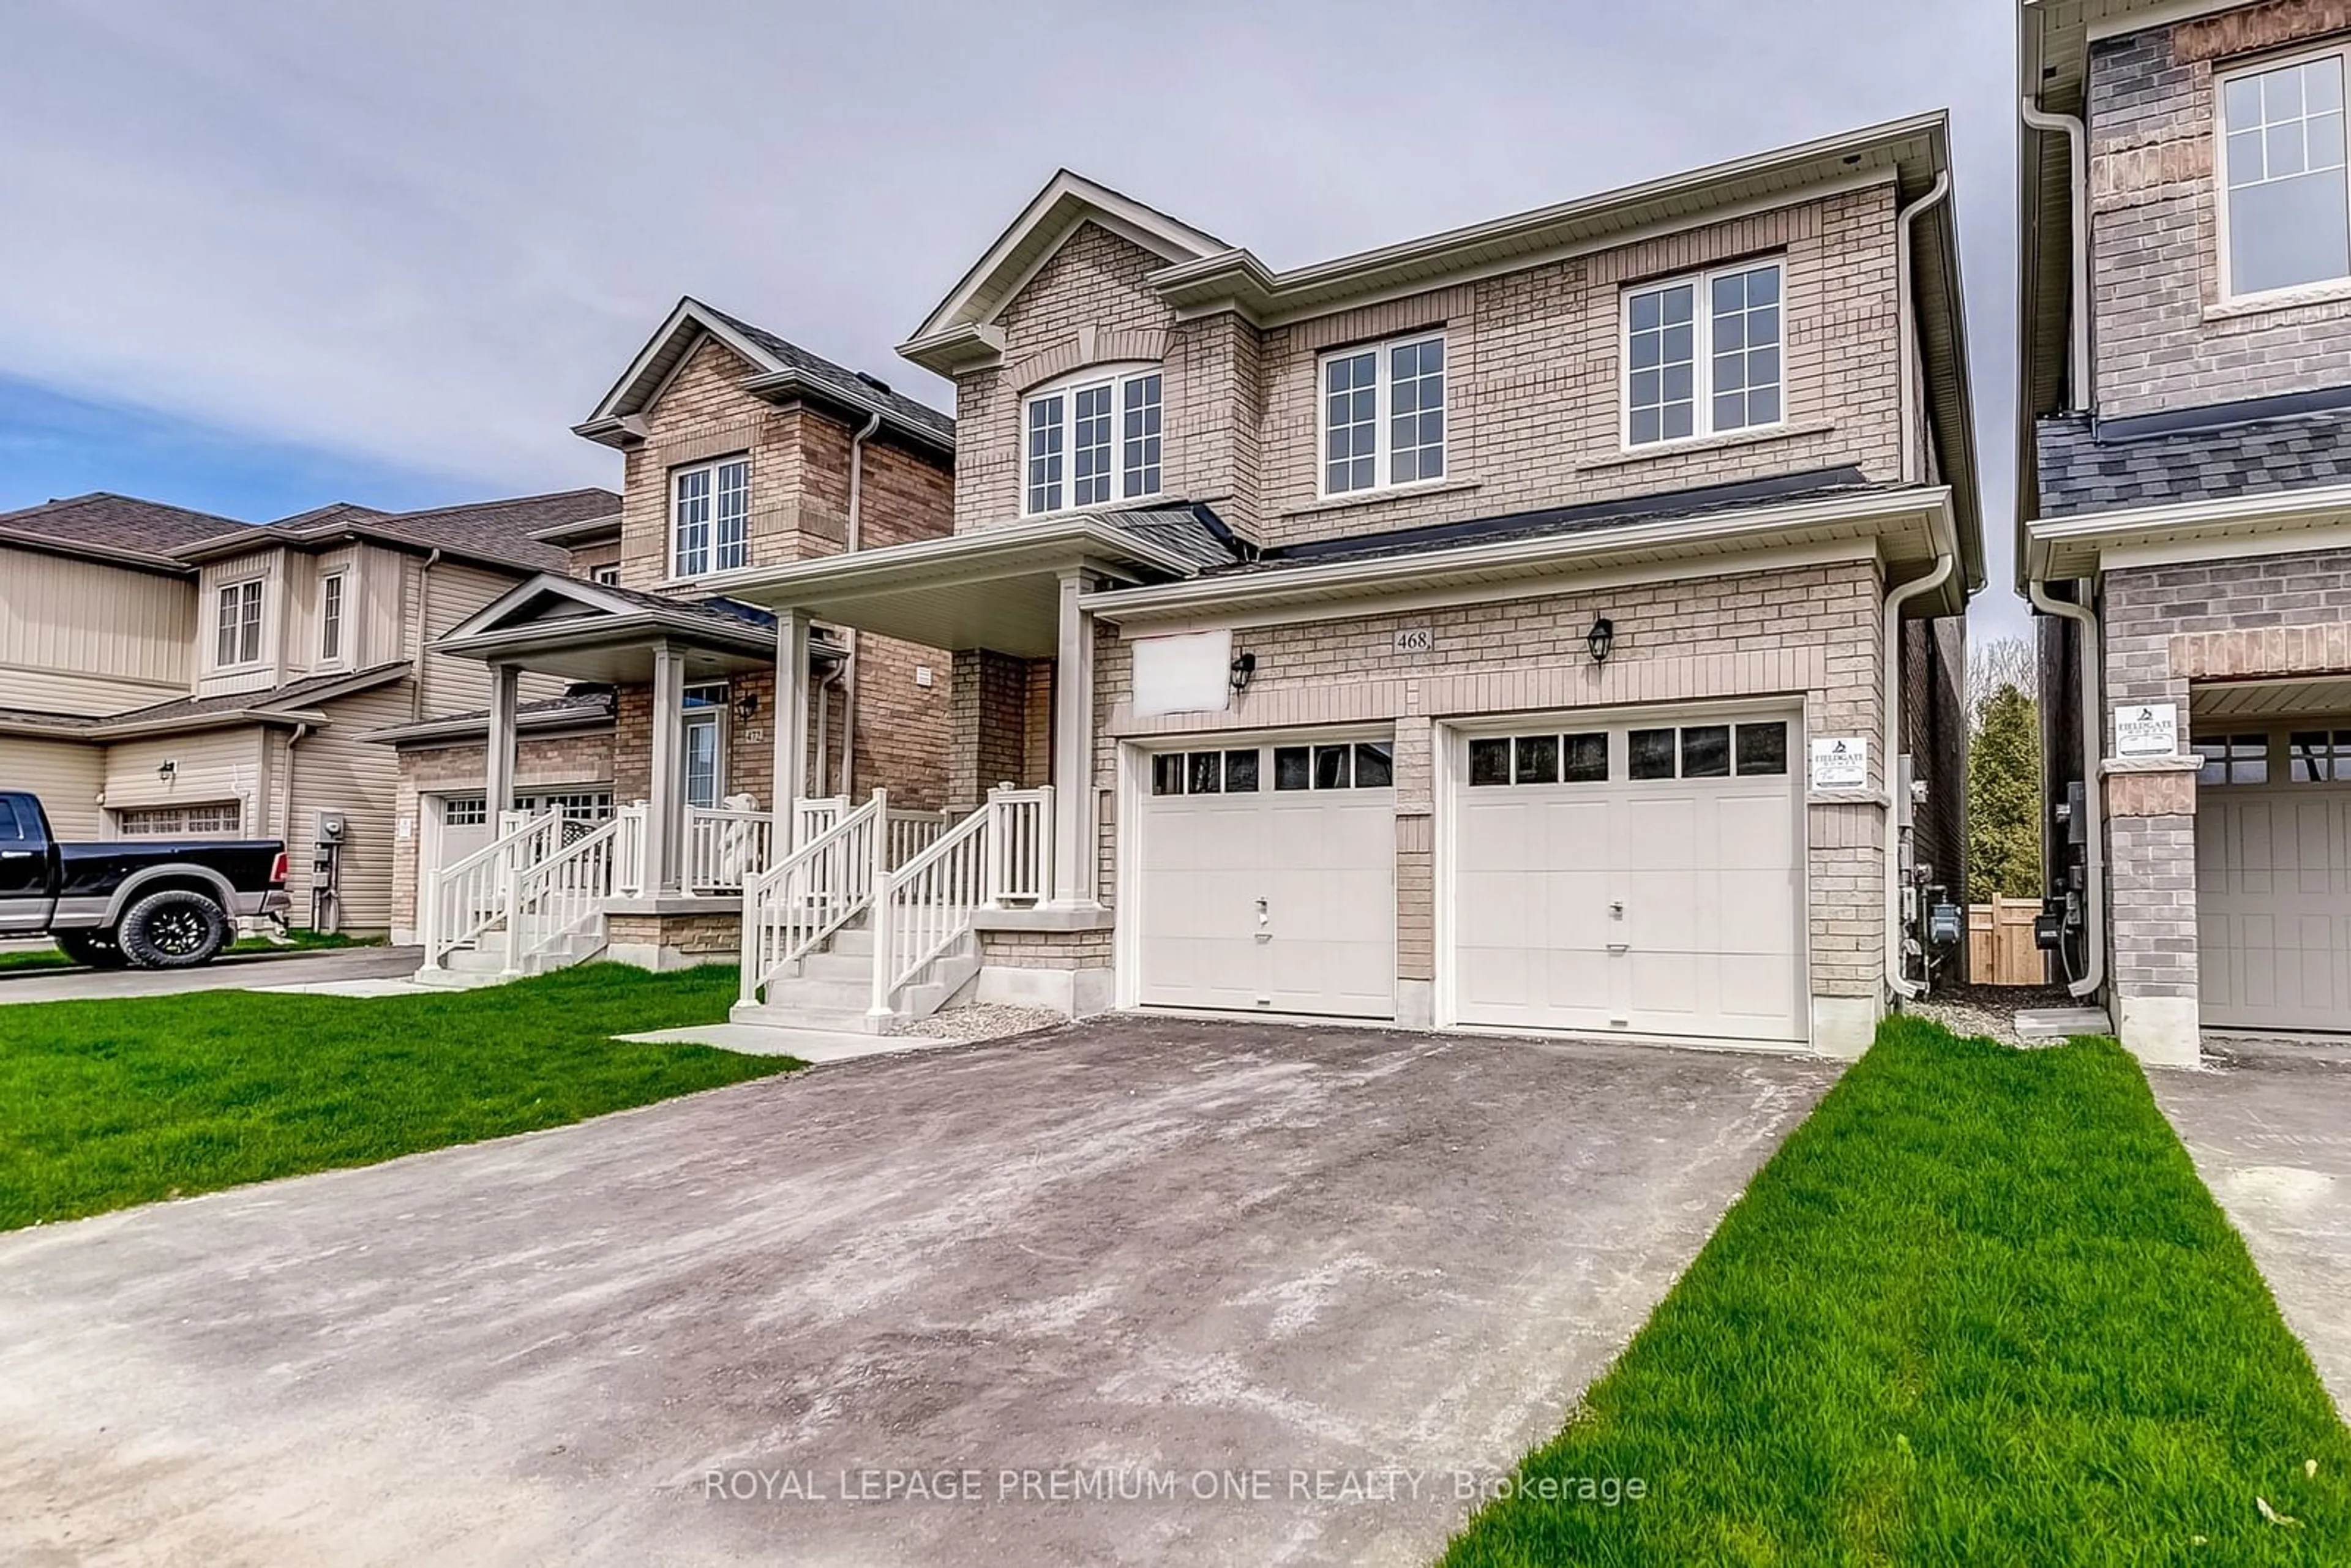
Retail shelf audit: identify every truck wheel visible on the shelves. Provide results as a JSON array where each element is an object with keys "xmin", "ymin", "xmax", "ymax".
[
  {"xmin": 117, "ymin": 890, "xmax": 230, "ymax": 969},
  {"xmin": 54, "ymin": 931, "xmax": 130, "ymax": 969}
]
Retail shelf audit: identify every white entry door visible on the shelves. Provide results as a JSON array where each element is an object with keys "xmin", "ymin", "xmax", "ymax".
[
  {"xmin": 2198, "ymin": 729, "xmax": 2351, "ymax": 1031},
  {"xmin": 1449, "ymin": 715, "xmax": 1804, "ymax": 1043},
  {"xmin": 1136, "ymin": 738, "xmax": 1397, "ymax": 1018}
]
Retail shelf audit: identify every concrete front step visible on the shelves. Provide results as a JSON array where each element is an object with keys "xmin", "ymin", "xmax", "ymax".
[{"xmin": 730, "ymin": 1000, "xmax": 886, "ymax": 1034}]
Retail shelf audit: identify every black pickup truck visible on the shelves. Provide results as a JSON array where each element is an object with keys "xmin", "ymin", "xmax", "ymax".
[{"xmin": 0, "ymin": 791, "xmax": 288, "ymax": 968}]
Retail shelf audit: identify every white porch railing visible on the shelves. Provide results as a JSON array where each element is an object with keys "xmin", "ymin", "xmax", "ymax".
[
  {"xmin": 613, "ymin": 802, "xmax": 650, "ymax": 898},
  {"xmin": 795, "ymin": 795, "xmax": 850, "ymax": 844},
  {"xmin": 739, "ymin": 790, "xmax": 888, "ymax": 1005},
  {"xmin": 508, "ymin": 815, "xmax": 623, "ymax": 969},
  {"xmin": 686, "ymin": 806, "xmax": 774, "ymax": 892},
  {"xmin": 420, "ymin": 809, "xmax": 560, "ymax": 970},
  {"xmin": 887, "ymin": 808, "xmax": 951, "ymax": 869},
  {"xmin": 868, "ymin": 785, "xmax": 1054, "ymax": 1021}
]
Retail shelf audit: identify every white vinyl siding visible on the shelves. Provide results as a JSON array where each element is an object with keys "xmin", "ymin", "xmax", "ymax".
[
  {"xmin": 2219, "ymin": 47, "xmax": 2351, "ymax": 298},
  {"xmin": 1023, "ymin": 366, "xmax": 1163, "ymax": 516},
  {"xmin": 1319, "ymin": 334, "xmax": 1445, "ymax": 496},
  {"xmin": 1624, "ymin": 260, "xmax": 1783, "ymax": 447}
]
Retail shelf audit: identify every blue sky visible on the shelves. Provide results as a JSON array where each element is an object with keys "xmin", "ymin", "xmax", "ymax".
[{"xmin": 0, "ymin": 0, "xmax": 2024, "ymax": 636}]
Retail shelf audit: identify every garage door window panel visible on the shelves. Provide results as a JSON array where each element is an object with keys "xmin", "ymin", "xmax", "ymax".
[
  {"xmin": 1736, "ymin": 722, "xmax": 1789, "ymax": 775},
  {"xmin": 2290, "ymin": 730, "xmax": 2351, "ymax": 782}
]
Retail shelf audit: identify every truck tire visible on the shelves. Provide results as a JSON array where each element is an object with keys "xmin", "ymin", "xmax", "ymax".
[
  {"xmin": 54, "ymin": 930, "xmax": 130, "ymax": 969},
  {"xmin": 116, "ymin": 889, "xmax": 230, "ymax": 969}
]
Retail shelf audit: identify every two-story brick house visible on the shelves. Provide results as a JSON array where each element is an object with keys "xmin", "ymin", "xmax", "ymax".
[
  {"xmin": 394, "ymin": 301, "xmax": 958, "ymax": 967},
  {"xmin": 2022, "ymin": 0, "xmax": 2351, "ymax": 1063},
  {"xmin": 0, "ymin": 487, "xmax": 618, "ymax": 934},
  {"xmin": 700, "ymin": 114, "xmax": 1982, "ymax": 1054}
]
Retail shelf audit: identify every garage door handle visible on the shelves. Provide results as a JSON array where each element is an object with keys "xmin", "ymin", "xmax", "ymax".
[{"xmin": 1607, "ymin": 942, "xmax": 1630, "ymax": 954}]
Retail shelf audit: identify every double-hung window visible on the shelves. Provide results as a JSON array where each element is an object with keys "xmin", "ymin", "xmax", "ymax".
[
  {"xmin": 1624, "ymin": 260, "xmax": 1783, "ymax": 447},
  {"xmin": 2219, "ymin": 47, "xmax": 2351, "ymax": 297},
  {"xmin": 216, "ymin": 579, "xmax": 263, "ymax": 667},
  {"xmin": 318, "ymin": 571, "xmax": 346, "ymax": 665},
  {"xmin": 1023, "ymin": 366, "xmax": 1162, "ymax": 514},
  {"xmin": 1320, "ymin": 333, "xmax": 1445, "ymax": 496},
  {"xmin": 672, "ymin": 456, "xmax": 750, "ymax": 577}
]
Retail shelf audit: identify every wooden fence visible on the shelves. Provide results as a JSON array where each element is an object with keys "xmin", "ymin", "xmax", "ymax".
[{"xmin": 1967, "ymin": 896, "xmax": 2045, "ymax": 986}]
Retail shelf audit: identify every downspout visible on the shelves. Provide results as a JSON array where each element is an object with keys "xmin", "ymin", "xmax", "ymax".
[
  {"xmin": 2029, "ymin": 580, "xmax": 2106, "ymax": 999},
  {"xmin": 284, "ymin": 721, "xmax": 315, "ymax": 931},
  {"xmin": 1883, "ymin": 170, "xmax": 1956, "ymax": 1001},
  {"xmin": 838, "ymin": 409, "xmax": 883, "ymax": 797},
  {"xmin": 413, "ymin": 548, "xmax": 442, "ymax": 721},
  {"xmin": 2020, "ymin": 96, "xmax": 2092, "ymax": 408}
]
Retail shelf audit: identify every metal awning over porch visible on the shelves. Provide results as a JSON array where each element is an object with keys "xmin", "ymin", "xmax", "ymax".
[{"xmin": 434, "ymin": 576, "xmax": 839, "ymax": 683}]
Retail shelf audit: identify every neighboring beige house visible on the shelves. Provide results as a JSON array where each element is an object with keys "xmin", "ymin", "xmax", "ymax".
[
  {"xmin": 384, "ymin": 301, "xmax": 958, "ymax": 960},
  {"xmin": 418, "ymin": 114, "xmax": 1976, "ymax": 1052},
  {"xmin": 2021, "ymin": 0, "xmax": 2351, "ymax": 1063},
  {"xmin": 0, "ymin": 487, "xmax": 618, "ymax": 932}
]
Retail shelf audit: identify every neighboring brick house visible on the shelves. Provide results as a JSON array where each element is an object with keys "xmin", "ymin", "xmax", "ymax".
[
  {"xmin": 716, "ymin": 115, "xmax": 1983, "ymax": 1055},
  {"xmin": 2021, "ymin": 0, "xmax": 2351, "ymax": 1063},
  {"xmin": 0, "ymin": 487, "xmax": 618, "ymax": 933},
  {"xmin": 390, "ymin": 301, "xmax": 956, "ymax": 963}
]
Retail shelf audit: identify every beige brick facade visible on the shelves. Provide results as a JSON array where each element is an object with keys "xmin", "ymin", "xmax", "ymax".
[{"xmin": 389, "ymin": 727, "xmax": 617, "ymax": 940}]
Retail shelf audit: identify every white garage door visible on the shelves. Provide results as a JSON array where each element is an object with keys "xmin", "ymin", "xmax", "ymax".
[
  {"xmin": 1450, "ymin": 715, "xmax": 1804, "ymax": 1043},
  {"xmin": 1136, "ymin": 738, "xmax": 1396, "ymax": 1018},
  {"xmin": 2198, "ymin": 729, "xmax": 2351, "ymax": 1032}
]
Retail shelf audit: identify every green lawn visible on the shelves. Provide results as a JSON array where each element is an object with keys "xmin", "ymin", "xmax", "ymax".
[
  {"xmin": 1442, "ymin": 1017, "xmax": 2351, "ymax": 1566},
  {"xmin": 0, "ymin": 962, "xmax": 795, "ymax": 1230},
  {"xmin": 0, "ymin": 928, "xmax": 381, "ymax": 971}
]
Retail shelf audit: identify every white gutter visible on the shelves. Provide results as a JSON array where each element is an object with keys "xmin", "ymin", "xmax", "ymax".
[
  {"xmin": 2029, "ymin": 580, "xmax": 2107, "ymax": 999},
  {"xmin": 839, "ymin": 410, "xmax": 883, "ymax": 797},
  {"xmin": 2020, "ymin": 92, "xmax": 2091, "ymax": 409},
  {"xmin": 1883, "ymin": 551, "xmax": 1955, "ymax": 1002},
  {"xmin": 1895, "ymin": 171, "xmax": 1952, "ymax": 485}
]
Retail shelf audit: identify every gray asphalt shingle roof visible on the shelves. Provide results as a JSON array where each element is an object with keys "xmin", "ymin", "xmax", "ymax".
[
  {"xmin": 2038, "ymin": 407, "xmax": 2351, "ymax": 517},
  {"xmin": 700, "ymin": 302, "xmax": 956, "ymax": 444},
  {"xmin": 0, "ymin": 493, "xmax": 245, "ymax": 560}
]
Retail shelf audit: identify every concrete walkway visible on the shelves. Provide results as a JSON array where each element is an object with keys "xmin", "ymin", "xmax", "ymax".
[
  {"xmin": 2153, "ymin": 1035, "xmax": 2351, "ymax": 1414},
  {"xmin": 0, "ymin": 945, "xmax": 425, "ymax": 1004},
  {"xmin": 0, "ymin": 1018, "xmax": 1839, "ymax": 1567}
]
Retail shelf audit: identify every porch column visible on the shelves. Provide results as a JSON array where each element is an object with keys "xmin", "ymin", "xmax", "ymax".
[
  {"xmin": 774, "ymin": 609, "xmax": 812, "ymax": 844},
  {"xmin": 648, "ymin": 639, "xmax": 684, "ymax": 895},
  {"xmin": 1051, "ymin": 568, "xmax": 1097, "ymax": 906},
  {"xmin": 484, "ymin": 662, "xmax": 519, "ymax": 819}
]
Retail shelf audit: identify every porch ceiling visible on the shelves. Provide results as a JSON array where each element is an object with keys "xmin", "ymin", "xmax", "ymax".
[{"xmin": 435, "ymin": 618, "xmax": 815, "ymax": 685}]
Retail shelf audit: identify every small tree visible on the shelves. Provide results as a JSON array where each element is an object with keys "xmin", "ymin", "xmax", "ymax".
[{"xmin": 1968, "ymin": 682, "xmax": 2043, "ymax": 899}]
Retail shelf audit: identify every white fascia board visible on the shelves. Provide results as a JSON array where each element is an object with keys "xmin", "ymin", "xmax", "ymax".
[
  {"xmin": 1082, "ymin": 487, "xmax": 1956, "ymax": 625},
  {"xmin": 699, "ymin": 516, "xmax": 1206, "ymax": 607},
  {"xmin": 2027, "ymin": 482, "xmax": 2351, "ymax": 579}
]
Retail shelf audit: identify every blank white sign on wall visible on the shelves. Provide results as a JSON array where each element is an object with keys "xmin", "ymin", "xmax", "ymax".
[{"xmin": 1131, "ymin": 628, "xmax": 1234, "ymax": 718}]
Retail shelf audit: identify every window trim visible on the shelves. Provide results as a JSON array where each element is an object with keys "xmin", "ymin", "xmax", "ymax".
[
  {"xmin": 590, "ymin": 565, "xmax": 621, "ymax": 587},
  {"xmin": 1019, "ymin": 362, "xmax": 1165, "ymax": 517},
  {"xmin": 670, "ymin": 454, "xmax": 751, "ymax": 579},
  {"xmin": 1315, "ymin": 331, "xmax": 1448, "ymax": 500},
  {"xmin": 2214, "ymin": 42, "xmax": 2351, "ymax": 303},
  {"xmin": 1619, "ymin": 258, "xmax": 1787, "ymax": 452},
  {"xmin": 317, "ymin": 570, "xmax": 348, "ymax": 667},
  {"xmin": 215, "ymin": 577, "xmax": 265, "ymax": 669}
]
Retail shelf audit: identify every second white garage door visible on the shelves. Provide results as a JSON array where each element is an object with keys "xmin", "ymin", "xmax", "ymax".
[
  {"xmin": 2197, "ymin": 728, "xmax": 2351, "ymax": 1032},
  {"xmin": 1449, "ymin": 713, "xmax": 1804, "ymax": 1043},
  {"xmin": 1135, "ymin": 737, "xmax": 1396, "ymax": 1018}
]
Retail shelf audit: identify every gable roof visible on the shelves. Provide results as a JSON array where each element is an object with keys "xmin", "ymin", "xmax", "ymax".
[
  {"xmin": 899, "ymin": 170, "xmax": 1229, "ymax": 367},
  {"xmin": 575, "ymin": 298, "xmax": 954, "ymax": 454},
  {"xmin": 0, "ymin": 661, "xmax": 412, "ymax": 740},
  {"xmin": 174, "ymin": 488, "xmax": 619, "ymax": 574},
  {"xmin": 0, "ymin": 493, "xmax": 244, "ymax": 574}
]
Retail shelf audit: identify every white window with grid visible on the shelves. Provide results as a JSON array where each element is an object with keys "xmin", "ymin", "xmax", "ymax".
[
  {"xmin": 1022, "ymin": 366, "xmax": 1163, "ymax": 516},
  {"xmin": 216, "ymin": 579, "xmax": 263, "ymax": 667},
  {"xmin": 319, "ymin": 571, "xmax": 347, "ymax": 665},
  {"xmin": 672, "ymin": 456, "xmax": 749, "ymax": 577},
  {"xmin": 2219, "ymin": 47, "xmax": 2351, "ymax": 297},
  {"xmin": 1320, "ymin": 333, "xmax": 1445, "ymax": 497},
  {"xmin": 1624, "ymin": 260, "xmax": 1782, "ymax": 447}
]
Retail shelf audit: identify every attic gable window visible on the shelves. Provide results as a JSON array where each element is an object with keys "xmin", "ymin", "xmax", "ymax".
[
  {"xmin": 2220, "ymin": 48, "xmax": 2351, "ymax": 297},
  {"xmin": 1023, "ymin": 366, "xmax": 1163, "ymax": 516},
  {"xmin": 673, "ymin": 456, "xmax": 750, "ymax": 577}
]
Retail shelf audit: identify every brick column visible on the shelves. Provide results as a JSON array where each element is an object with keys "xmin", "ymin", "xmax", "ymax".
[{"xmin": 2104, "ymin": 763, "xmax": 2200, "ymax": 1066}]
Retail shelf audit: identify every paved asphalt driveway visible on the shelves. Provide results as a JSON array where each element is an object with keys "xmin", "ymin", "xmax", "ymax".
[
  {"xmin": 2153, "ymin": 1035, "xmax": 2351, "ymax": 1414},
  {"xmin": 0, "ymin": 1017, "xmax": 1839, "ymax": 1567},
  {"xmin": 0, "ymin": 945, "xmax": 424, "ymax": 1004}
]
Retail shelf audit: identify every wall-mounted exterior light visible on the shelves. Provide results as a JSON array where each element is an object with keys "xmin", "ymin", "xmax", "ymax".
[
  {"xmin": 733, "ymin": 692, "xmax": 760, "ymax": 723},
  {"xmin": 1586, "ymin": 617, "xmax": 1616, "ymax": 665},
  {"xmin": 1229, "ymin": 651, "xmax": 1258, "ymax": 693}
]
